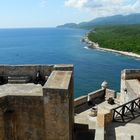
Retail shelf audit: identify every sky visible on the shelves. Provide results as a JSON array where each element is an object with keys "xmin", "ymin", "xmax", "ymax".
[{"xmin": 0, "ymin": 0, "xmax": 140, "ymax": 28}]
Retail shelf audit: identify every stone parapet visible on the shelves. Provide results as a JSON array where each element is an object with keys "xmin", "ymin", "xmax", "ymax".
[
  {"xmin": 105, "ymin": 89, "xmax": 116, "ymax": 100},
  {"xmin": 74, "ymin": 89, "xmax": 105, "ymax": 108},
  {"xmin": 0, "ymin": 64, "xmax": 73, "ymax": 83},
  {"xmin": 43, "ymin": 70, "xmax": 74, "ymax": 140},
  {"xmin": 0, "ymin": 65, "xmax": 74, "ymax": 140},
  {"xmin": 74, "ymin": 96, "xmax": 88, "ymax": 107},
  {"xmin": 121, "ymin": 69, "xmax": 140, "ymax": 103},
  {"xmin": 53, "ymin": 64, "xmax": 73, "ymax": 71},
  {"xmin": 88, "ymin": 89, "xmax": 105, "ymax": 99},
  {"xmin": 121, "ymin": 69, "xmax": 140, "ymax": 80}
]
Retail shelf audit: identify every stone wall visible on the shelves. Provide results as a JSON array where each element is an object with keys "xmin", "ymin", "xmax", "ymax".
[
  {"xmin": 95, "ymin": 109, "xmax": 113, "ymax": 140},
  {"xmin": 74, "ymin": 89, "xmax": 105, "ymax": 113},
  {"xmin": 0, "ymin": 97, "xmax": 6, "ymax": 140},
  {"xmin": 43, "ymin": 70, "xmax": 73, "ymax": 140},
  {"xmin": 74, "ymin": 96, "xmax": 87, "ymax": 107},
  {"xmin": 97, "ymin": 110, "xmax": 113, "ymax": 128},
  {"xmin": 120, "ymin": 69, "xmax": 140, "ymax": 103},
  {"xmin": 121, "ymin": 69, "xmax": 140, "ymax": 80},
  {"xmin": 74, "ymin": 89, "xmax": 105, "ymax": 107},
  {"xmin": 0, "ymin": 64, "xmax": 73, "ymax": 82},
  {"xmin": 5, "ymin": 96, "xmax": 44, "ymax": 140},
  {"xmin": 0, "ymin": 65, "xmax": 74, "ymax": 140},
  {"xmin": 105, "ymin": 89, "xmax": 116, "ymax": 100}
]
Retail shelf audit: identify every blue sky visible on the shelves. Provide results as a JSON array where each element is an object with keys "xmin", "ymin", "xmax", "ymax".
[{"xmin": 0, "ymin": 0, "xmax": 140, "ymax": 28}]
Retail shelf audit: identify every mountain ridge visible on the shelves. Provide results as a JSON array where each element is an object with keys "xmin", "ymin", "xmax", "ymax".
[{"xmin": 57, "ymin": 13, "xmax": 140, "ymax": 28}]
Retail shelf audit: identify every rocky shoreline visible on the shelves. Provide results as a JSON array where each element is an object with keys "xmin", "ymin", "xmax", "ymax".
[{"xmin": 82, "ymin": 34, "xmax": 140, "ymax": 59}]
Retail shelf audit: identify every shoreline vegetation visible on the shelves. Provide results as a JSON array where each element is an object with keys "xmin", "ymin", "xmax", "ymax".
[{"xmin": 82, "ymin": 25, "xmax": 140, "ymax": 59}]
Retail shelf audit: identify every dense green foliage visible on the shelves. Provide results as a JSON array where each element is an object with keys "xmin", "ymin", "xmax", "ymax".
[{"xmin": 88, "ymin": 25, "xmax": 140, "ymax": 54}]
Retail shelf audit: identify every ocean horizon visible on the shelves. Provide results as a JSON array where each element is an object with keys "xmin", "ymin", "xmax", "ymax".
[{"xmin": 0, "ymin": 27, "xmax": 140, "ymax": 97}]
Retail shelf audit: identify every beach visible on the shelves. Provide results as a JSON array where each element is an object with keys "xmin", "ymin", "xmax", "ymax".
[{"xmin": 82, "ymin": 34, "xmax": 140, "ymax": 59}]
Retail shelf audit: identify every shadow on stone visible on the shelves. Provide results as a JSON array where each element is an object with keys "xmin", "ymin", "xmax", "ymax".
[{"xmin": 74, "ymin": 123, "xmax": 95, "ymax": 140}]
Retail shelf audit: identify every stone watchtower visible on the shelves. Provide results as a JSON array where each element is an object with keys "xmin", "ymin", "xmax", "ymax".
[{"xmin": 0, "ymin": 64, "xmax": 74, "ymax": 140}]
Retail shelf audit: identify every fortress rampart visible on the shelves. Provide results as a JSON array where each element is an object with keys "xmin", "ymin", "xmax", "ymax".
[
  {"xmin": 0, "ymin": 64, "xmax": 74, "ymax": 140},
  {"xmin": 121, "ymin": 69, "xmax": 140, "ymax": 103}
]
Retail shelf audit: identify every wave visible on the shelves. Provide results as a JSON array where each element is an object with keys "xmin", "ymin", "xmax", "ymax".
[{"xmin": 84, "ymin": 46, "xmax": 90, "ymax": 50}]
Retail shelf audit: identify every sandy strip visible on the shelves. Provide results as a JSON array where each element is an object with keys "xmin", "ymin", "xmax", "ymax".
[{"xmin": 82, "ymin": 36, "xmax": 140, "ymax": 59}]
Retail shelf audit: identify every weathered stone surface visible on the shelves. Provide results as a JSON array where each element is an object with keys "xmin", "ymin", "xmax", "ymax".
[
  {"xmin": 4, "ymin": 96, "xmax": 44, "ymax": 140},
  {"xmin": 0, "ymin": 65, "xmax": 53, "ymax": 82},
  {"xmin": 0, "ymin": 110, "xmax": 5, "ymax": 140},
  {"xmin": 44, "ymin": 70, "xmax": 72, "ymax": 90},
  {"xmin": 0, "ymin": 65, "xmax": 74, "ymax": 140},
  {"xmin": 54, "ymin": 64, "xmax": 73, "ymax": 71},
  {"xmin": 120, "ymin": 69, "xmax": 140, "ymax": 103},
  {"xmin": 121, "ymin": 69, "xmax": 140, "ymax": 80},
  {"xmin": 43, "ymin": 70, "xmax": 74, "ymax": 140},
  {"xmin": 0, "ymin": 84, "xmax": 43, "ymax": 97},
  {"xmin": 44, "ymin": 91, "xmax": 69, "ymax": 140}
]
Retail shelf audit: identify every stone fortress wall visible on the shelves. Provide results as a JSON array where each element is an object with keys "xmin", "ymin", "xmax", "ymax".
[
  {"xmin": 0, "ymin": 65, "xmax": 139, "ymax": 140},
  {"xmin": 74, "ymin": 69, "xmax": 140, "ymax": 140},
  {"xmin": 0, "ymin": 64, "xmax": 74, "ymax": 140},
  {"xmin": 120, "ymin": 69, "xmax": 140, "ymax": 103}
]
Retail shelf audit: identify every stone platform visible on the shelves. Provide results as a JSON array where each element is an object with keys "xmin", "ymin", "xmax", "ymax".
[{"xmin": 0, "ymin": 83, "xmax": 43, "ymax": 97}]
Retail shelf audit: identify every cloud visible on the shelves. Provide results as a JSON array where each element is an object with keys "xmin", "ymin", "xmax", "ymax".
[
  {"xmin": 40, "ymin": 0, "xmax": 47, "ymax": 7},
  {"xmin": 65, "ymin": 0, "xmax": 88, "ymax": 8},
  {"xmin": 65, "ymin": 0, "xmax": 140, "ymax": 17}
]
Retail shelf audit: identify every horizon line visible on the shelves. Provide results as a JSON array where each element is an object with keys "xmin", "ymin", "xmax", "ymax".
[{"xmin": 0, "ymin": 26, "xmax": 57, "ymax": 29}]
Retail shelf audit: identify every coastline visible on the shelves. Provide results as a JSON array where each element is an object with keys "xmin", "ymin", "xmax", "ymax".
[{"xmin": 82, "ymin": 34, "xmax": 140, "ymax": 59}]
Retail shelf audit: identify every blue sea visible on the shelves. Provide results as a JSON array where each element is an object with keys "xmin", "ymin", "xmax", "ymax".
[{"xmin": 0, "ymin": 28, "xmax": 140, "ymax": 97}]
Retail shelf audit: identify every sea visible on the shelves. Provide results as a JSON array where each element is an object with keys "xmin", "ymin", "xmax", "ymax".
[{"xmin": 0, "ymin": 28, "xmax": 140, "ymax": 97}]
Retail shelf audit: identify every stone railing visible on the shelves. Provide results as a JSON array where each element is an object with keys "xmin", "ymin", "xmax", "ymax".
[
  {"xmin": 74, "ymin": 89, "xmax": 105, "ymax": 113},
  {"xmin": 121, "ymin": 69, "xmax": 140, "ymax": 80},
  {"xmin": 74, "ymin": 95, "xmax": 88, "ymax": 107},
  {"xmin": 74, "ymin": 89, "xmax": 105, "ymax": 107},
  {"xmin": 0, "ymin": 64, "xmax": 73, "ymax": 84}
]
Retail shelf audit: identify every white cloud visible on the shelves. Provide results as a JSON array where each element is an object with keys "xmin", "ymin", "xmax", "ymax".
[
  {"xmin": 40, "ymin": 0, "xmax": 47, "ymax": 7},
  {"xmin": 65, "ymin": 0, "xmax": 88, "ymax": 8},
  {"xmin": 65, "ymin": 0, "xmax": 140, "ymax": 17}
]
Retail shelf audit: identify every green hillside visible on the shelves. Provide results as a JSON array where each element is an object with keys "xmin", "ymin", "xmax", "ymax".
[{"xmin": 88, "ymin": 25, "xmax": 140, "ymax": 54}]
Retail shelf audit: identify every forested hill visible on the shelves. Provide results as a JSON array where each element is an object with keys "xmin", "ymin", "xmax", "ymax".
[
  {"xmin": 88, "ymin": 25, "xmax": 140, "ymax": 54},
  {"xmin": 57, "ymin": 13, "xmax": 140, "ymax": 28}
]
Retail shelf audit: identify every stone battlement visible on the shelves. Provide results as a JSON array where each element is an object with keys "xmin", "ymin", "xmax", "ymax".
[
  {"xmin": 0, "ymin": 64, "xmax": 74, "ymax": 140},
  {"xmin": 121, "ymin": 69, "xmax": 140, "ymax": 103},
  {"xmin": 0, "ymin": 64, "xmax": 73, "ymax": 84},
  {"xmin": 121, "ymin": 69, "xmax": 140, "ymax": 80}
]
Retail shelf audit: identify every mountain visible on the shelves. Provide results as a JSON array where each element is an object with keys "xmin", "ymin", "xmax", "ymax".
[
  {"xmin": 57, "ymin": 13, "xmax": 140, "ymax": 28},
  {"xmin": 57, "ymin": 23, "xmax": 78, "ymax": 28}
]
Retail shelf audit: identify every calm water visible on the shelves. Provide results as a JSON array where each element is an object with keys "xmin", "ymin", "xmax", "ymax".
[{"xmin": 0, "ymin": 28, "xmax": 140, "ymax": 97}]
